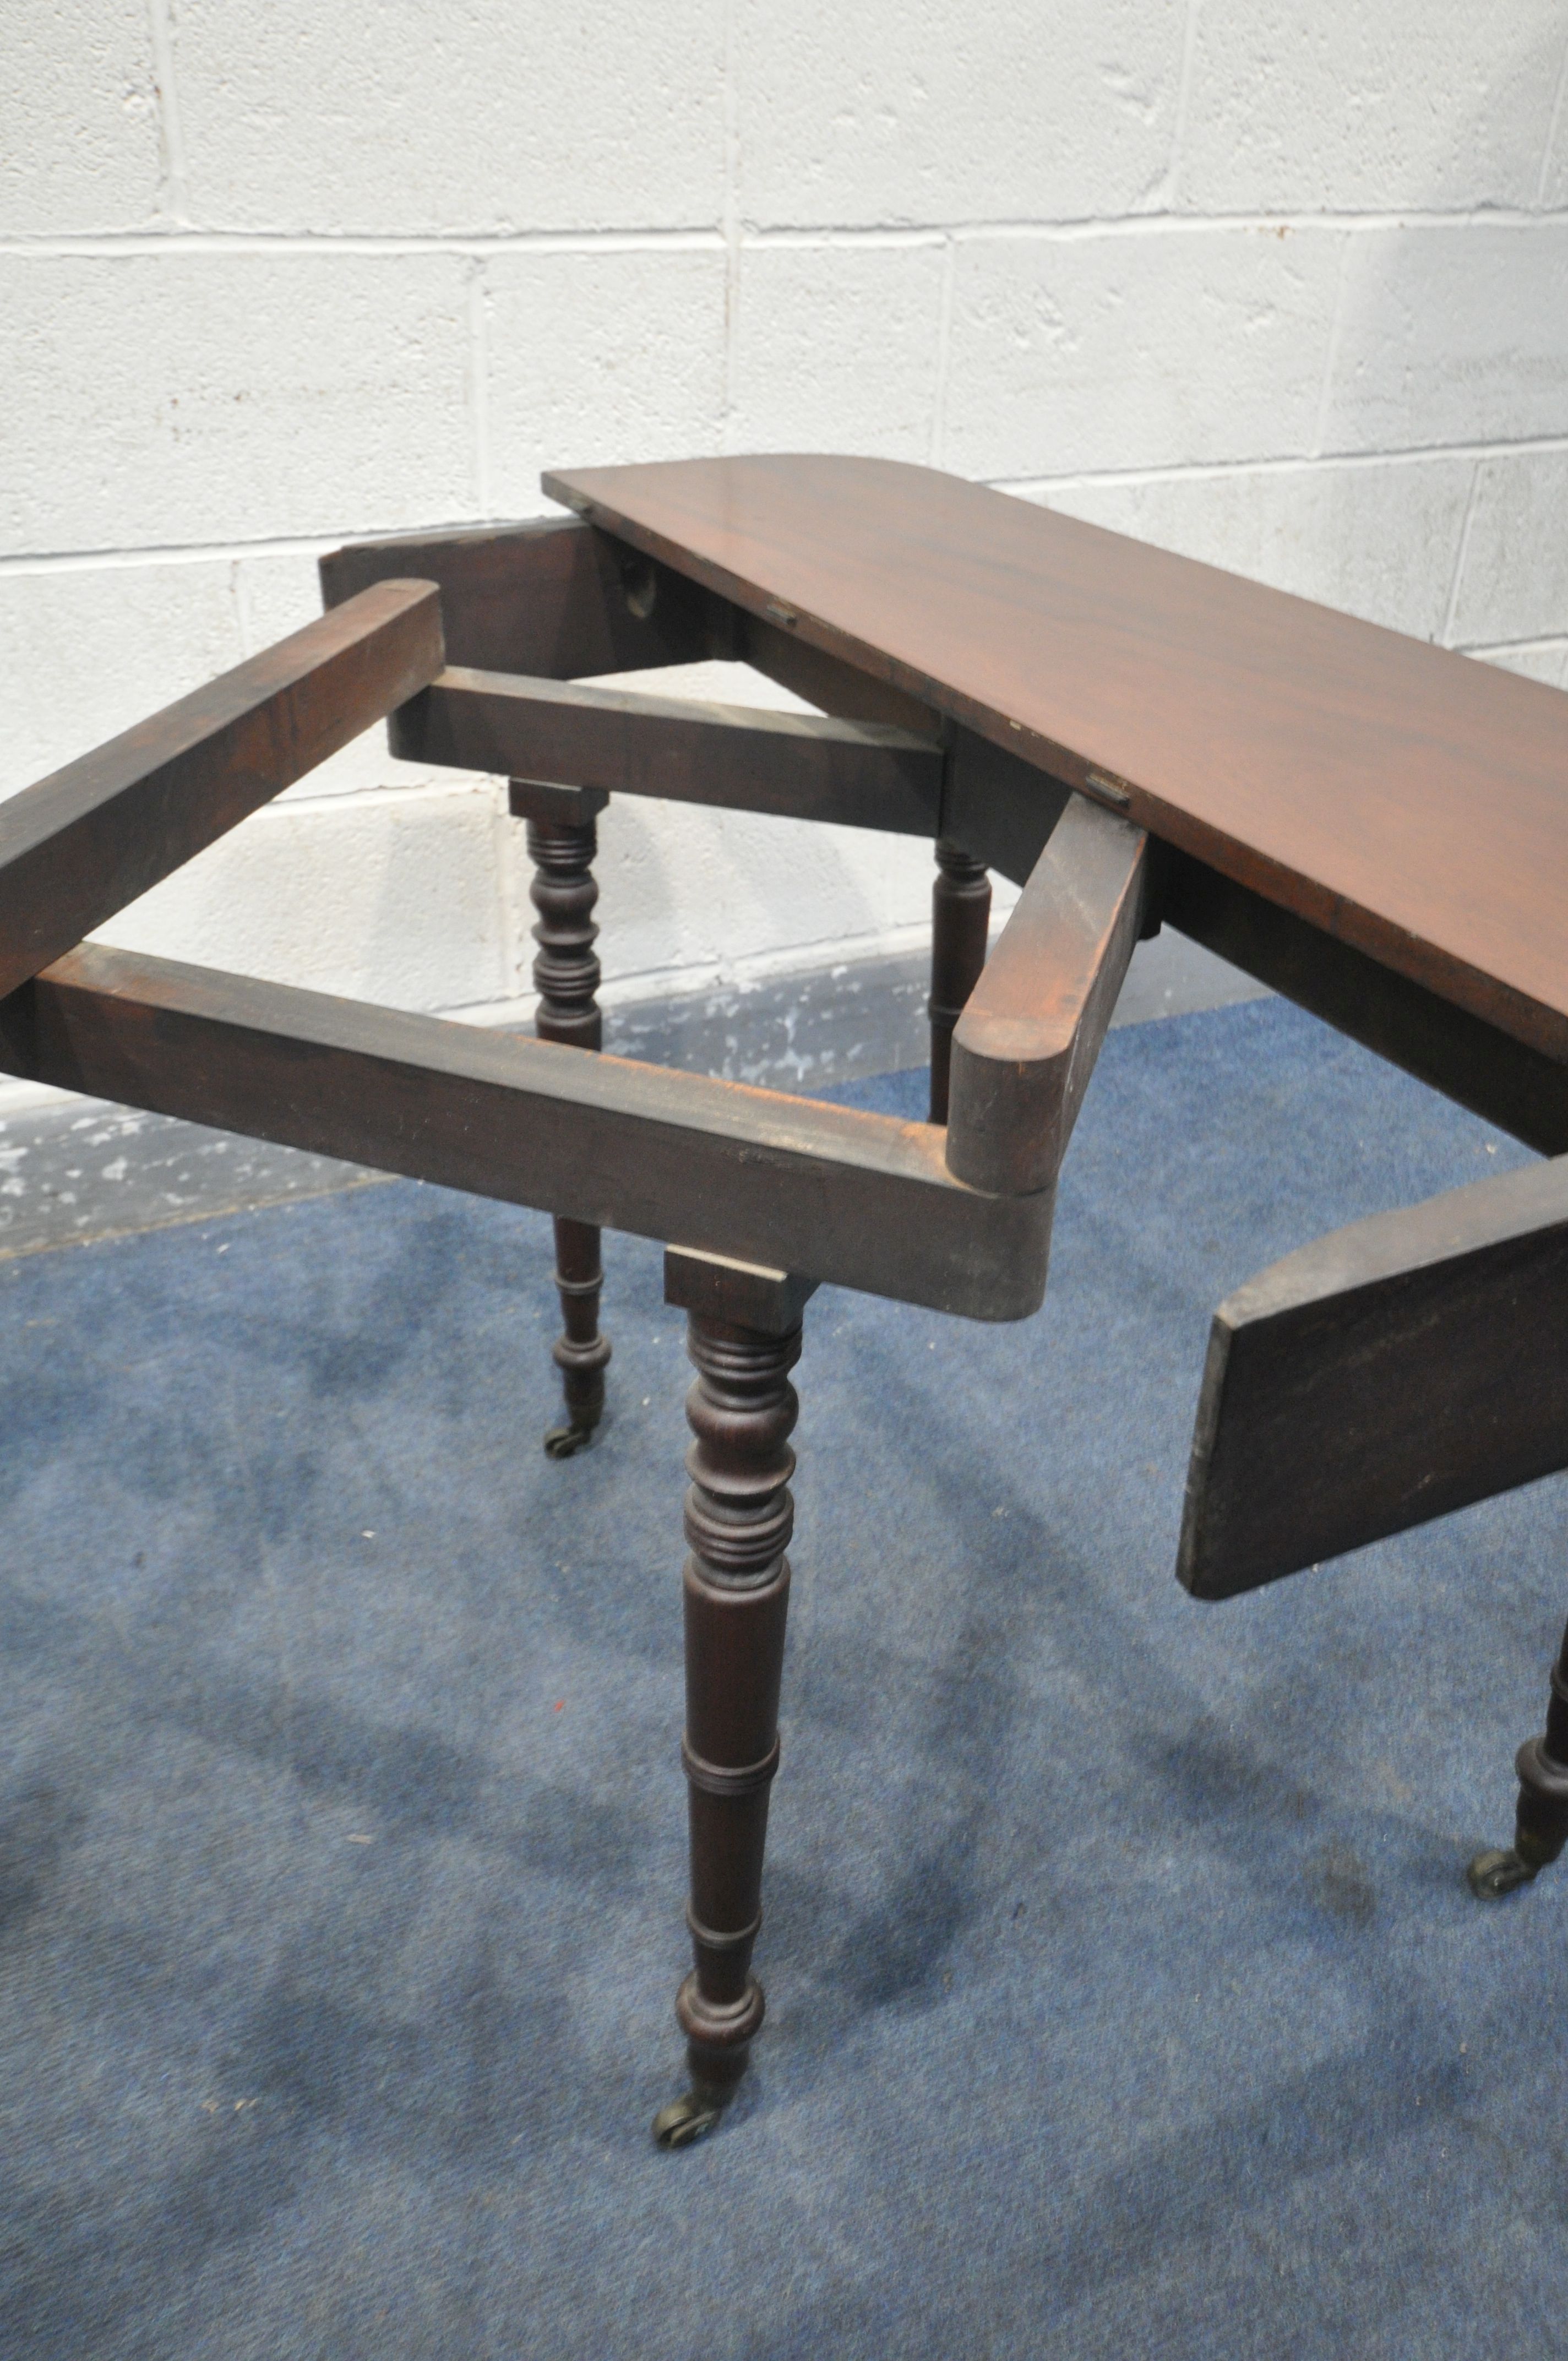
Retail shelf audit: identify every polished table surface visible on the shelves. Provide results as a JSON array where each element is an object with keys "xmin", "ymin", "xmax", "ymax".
[{"xmin": 546, "ymin": 455, "xmax": 1568, "ymax": 1067}]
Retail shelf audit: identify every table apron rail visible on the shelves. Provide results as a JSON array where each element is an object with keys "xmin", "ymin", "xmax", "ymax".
[
  {"xmin": 0, "ymin": 581, "xmax": 444, "ymax": 1005},
  {"xmin": 1161, "ymin": 849, "xmax": 1568, "ymax": 1155},
  {"xmin": 391, "ymin": 665, "xmax": 945, "ymax": 836},
  {"xmin": 0, "ymin": 945, "xmax": 1051, "ymax": 1323}
]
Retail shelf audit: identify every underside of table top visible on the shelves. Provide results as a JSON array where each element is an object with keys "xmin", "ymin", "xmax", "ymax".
[{"xmin": 545, "ymin": 455, "xmax": 1568, "ymax": 1069}]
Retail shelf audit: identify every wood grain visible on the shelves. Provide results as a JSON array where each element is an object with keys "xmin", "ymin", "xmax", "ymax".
[
  {"xmin": 1179, "ymin": 1156, "xmax": 1568, "ymax": 1600},
  {"xmin": 1161, "ymin": 851, "xmax": 1568, "ymax": 1154},
  {"xmin": 320, "ymin": 515, "xmax": 709, "ymax": 678},
  {"xmin": 947, "ymin": 796, "xmax": 1149, "ymax": 1194},
  {"xmin": 0, "ymin": 944, "xmax": 1050, "ymax": 1321},
  {"xmin": 942, "ymin": 725, "xmax": 1072, "ymax": 889},
  {"xmin": 393, "ymin": 666, "xmax": 943, "ymax": 834},
  {"xmin": 0, "ymin": 580, "xmax": 443, "ymax": 1002},
  {"xmin": 546, "ymin": 455, "xmax": 1568, "ymax": 1068}
]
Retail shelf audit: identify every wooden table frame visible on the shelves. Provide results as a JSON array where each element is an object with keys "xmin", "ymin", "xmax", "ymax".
[{"xmin": 8, "ymin": 461, "xmax": 1568, "ymax": 2147}]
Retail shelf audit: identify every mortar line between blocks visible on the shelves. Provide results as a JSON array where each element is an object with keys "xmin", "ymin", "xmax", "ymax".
[
  {"xmin": 1153, "ymin": 0, "xmax": 1204, "ymax": 213},
  {"xmin": 1439, "ymin": 464, "xmax": 1484, "ymax": 648},
  {"xmin": 997, "ymin": 431, "xmax": 1568, "ymax": 497},
  {"xmin": 1310, "ymin": 234, "xmax": 1354, "ymax": 458},
  {"xmin": 930, "ymin": 238, "xmax": 957, "ymax": 471},
  {"xmin": 7, "ymin": 434, "xmax": 1568, "ymax": 581},
  {"xmin": 721, "ymin": 0, "xmax": 742, "ymax": 451},
  {"xmin": 144, "ymin": 0, "xmax": 189, "ymax": 226},
  {"xmin": 469, "ymin": 263, "xmax": 493, "ymax": 518},
  {"xmin": 8, "ymin": 209, "xmax": 1568, "ymax": 261},
  {"xmin": 1536, "ymin": 29, "xmax": 1568, "ymax": 209}
]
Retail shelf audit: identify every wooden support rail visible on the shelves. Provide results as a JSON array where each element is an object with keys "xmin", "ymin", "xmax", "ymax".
[
  {"xmin": 321, "ymin": 515, "xmax": 945, "ymax": 736},
  {"xmin": 0, "ymin": 945, "xmax": 1051, "ymax": 1323},
  {"xmin": 320, "ymin": 516, "xmax": 711, "ymax": 679},
  {"xmin": 1179, "ymin": 1156, "xmax": 1568, "ymax": 1601},
  {"xmin": 391, "ymin": 666, "xmax": 944, "ymax": 834},
  {"xmin": 1161, "ymin": 852, "xmax": 1568, "ymax": 1155},
  {"xmin": 0, "ymin": 581, "xmax": 443, "ymax": 1003},
  {"xmin": 945, "ymin": 795, "xmax": 1149, "ymax": 1194}
]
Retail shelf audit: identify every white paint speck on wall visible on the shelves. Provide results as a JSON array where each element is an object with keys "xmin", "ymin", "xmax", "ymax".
[{"xmin": 3, "ymin": 1, "xmax": 1567, "ymax": 1026}]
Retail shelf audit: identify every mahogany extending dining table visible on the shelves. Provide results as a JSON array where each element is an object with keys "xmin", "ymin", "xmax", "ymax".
[{"xmin": 6, "ymin": 454, "xmax": 1567, "ymax": 2146}]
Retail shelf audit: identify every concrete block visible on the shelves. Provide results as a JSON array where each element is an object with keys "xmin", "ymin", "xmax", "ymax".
[
  {"xmin": 0, "ymin": 1, "xmax": 161, "ymax": 235},
  {"xmin": 1179, "ymin": 2, "xmax": 1565, "ymax": 213},
  {"xmin": 946, "ymin": 228, "xmax": 1343, "ymax": 481},
  {"xmin": 0, "ymin": 562, "xmax": 244, "ymax": 802},
  {"xmin": 1035, "ymin": 455, "xmax": 1473, "ymax": 640},
  {"xmin": 1, "ymin": 254, "xmax": 475, "ymax": 554},
  {"xmin": 1321, "ymin": 226, "xmax": 1568, "ymax": 457},
  {"xmin": 171, "ymin": 0, "xmax": 726, "ymax": 233},
  {"xmin": 1540, "ymin": 99, "xmax": 1568, "ymax": 209},
  {"xmin": 734, "ymin": 0, "xmax": 1184, "ymax": 228},
  {"xmin": 1449, "ymin": 449, "xmax": 1568, "ymax": 650},
  {"xmin": 96, "ymin": 783, "xmax": 510, "ymax": 1014},
  {"xmin": 1472, "ymin": 641, "xmax": 1568, "ymax": 690},
  {"xmin": 731, "ymin": 243, "xmax": 945, "ymax": 461},
  {"xmin": 484, "ymin": 249, "xmax": 726, "ymax": 519}
]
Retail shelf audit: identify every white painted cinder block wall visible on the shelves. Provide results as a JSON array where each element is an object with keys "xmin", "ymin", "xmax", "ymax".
[{"xmin": 4, "ymin": 3, "xmax": 1568, "ymax": 1030}]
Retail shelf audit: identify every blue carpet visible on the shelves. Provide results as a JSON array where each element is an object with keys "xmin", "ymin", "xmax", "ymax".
[{"xmin": 2, "ymin": 993, "xmax": 1565, "ymax": 2359}]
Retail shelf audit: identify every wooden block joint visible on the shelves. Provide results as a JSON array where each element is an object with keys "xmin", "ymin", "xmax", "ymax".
[{"xmin": 665, "ymin": 1248, "xmax": 820, "ymax": 1336}]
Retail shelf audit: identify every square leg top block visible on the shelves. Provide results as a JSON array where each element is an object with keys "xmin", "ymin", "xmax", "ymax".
[{"xmin": 664, "ymin": 1247, "xmax": 819, "ymax": 1335}]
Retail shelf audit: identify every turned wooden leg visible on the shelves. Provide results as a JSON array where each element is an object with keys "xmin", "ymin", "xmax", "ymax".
[
  {"xmin": 511, "ymin": 780, "xmax": 613, "ymax": 1458},
  {"xmin": 928, "ymin": 835, "xmax": 991, "ymax": 1124},
  {"xmin": 652, "ymin": 1249, "xmax": 819, "ymax": 2150},
  {"xmin": 1469, "ymin": 1609, "xmax": 1568, "ymax": 1897}
]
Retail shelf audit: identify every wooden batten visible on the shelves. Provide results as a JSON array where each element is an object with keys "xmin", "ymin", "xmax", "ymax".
[
  {"xmin": 320, "ymin": 514, "xmax": 712, "ymax": 678},
  {"xmin": 0, "ymin": 945, "xmax": 1052, "ymax": 1324},
  {"xmin": 1162, "ymin": 852, "xmax": 1568, "ymax": 1155},
  {"xmin": 1179, "ymin": 1156, "xmax": 1568, "ymax": 1599},
  {"xmin": 945, "ymin": 796, "xmax": 1149, "ymax": 1194},
  {"xmin": 392, "ymin": 666, "xmax": 944, "ymax": 835},
  {"xmin": 0, "ymin": 580, "xmax": 444, "ymax": 1003}
]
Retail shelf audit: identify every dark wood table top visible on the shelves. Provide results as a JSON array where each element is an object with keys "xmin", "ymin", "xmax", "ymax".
[{"xmin": 545, "ymin": 455, "xmax": 1568, "ymax": 1067}]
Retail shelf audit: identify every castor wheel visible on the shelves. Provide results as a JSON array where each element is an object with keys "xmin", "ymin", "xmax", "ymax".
[
  {"xmin": 652, "ymin": 2089, "xmax": 726, "ymax": 2151},
  {"xmin": 1467, "ymin": 1846, "xmax": 1540, "ymax": 1900},
  {"xmin": 543, "ymin": 1417, "xmax": 596, "ymax": 1460}
]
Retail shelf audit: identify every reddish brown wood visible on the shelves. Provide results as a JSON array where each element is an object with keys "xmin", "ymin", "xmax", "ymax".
[
  {"xmin": 0, "ymin": 580, "xmax": 443, "ymax": 1002},
  {"xmin": 521, "ymin": 802, "xmax": 605, "ymax": 1056},
  {"xmin": 323, "ymin": 516, "xmax": 946, "ymax": 728},
  {"xmin": 946, "ymin": 796, "xmax": 1149, "ymax": 1193},
  {"xmin": 654, "ymin": 1250, "xmax": 818, "ymax": 2146},
  {"xmin": 1162, "ymin": 850, "xmax": 1568, "ymax": 1154},
  {"xmin": 545, "ymin": 455, "xmax": 1568, "ymax": 1070},
  {"xmin": 394, "ymin": 666, "xmax": 943, "ymax": 836},
  {"xmin": 511, "ymin": 782, "xmax": 613, "ymax": 1456},
  {"xmin": 2, "ymin": 945, "xmax": 1051, "ymax": 1319},
  {"xmin": 928, "ymin": 839, "xmax": 990, "ymax": 1125},
  {"xmin": 941, "ymin": 724, "xmax": 1072, "ymax": 888},
  {"xmin": 1469, "ymin": 1615, "xmax": 1568, "ymax": 1900},
  {"xmin": 546, "ymin": 1213, "xmax": 609, "ymax": 1457},
  {"xmin": 1178, "ymin": 1154, "xmax": 1568, "ymax": 1600},
  {"xmin": 721, "ymin": 606, "xmax": 942, "ymax": 736},
  {"xmin": 319, "ymin": 515, "xmax": 709, "ymax": 677}
]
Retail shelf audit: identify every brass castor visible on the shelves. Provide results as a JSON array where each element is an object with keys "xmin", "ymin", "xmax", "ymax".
[
  {"xmin": 652, "ymin": 2087, "xmax": 727, "ymax": 2151},
  {"xmin": 542, "ymin": 1307, "xmax": 610, "ymax": 1459},
  {"xmin": 1467, "ymin": 1846, "xmax": 1540, "ymax": 1900},
  {"xmin": 543, "ymin": 1411, "xmax": 598, "ymax": 1461},
  {"xmin": 1467, "ymin": 1734, "xmax": 1568, "ymax": 1898}
]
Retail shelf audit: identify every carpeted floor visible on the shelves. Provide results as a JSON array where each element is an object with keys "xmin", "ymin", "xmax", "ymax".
[{"xmin": 3, "ymin": 992, "xmax": 1566, "ymax": 2360}]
